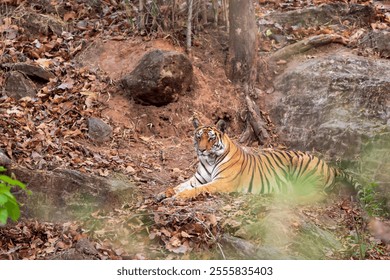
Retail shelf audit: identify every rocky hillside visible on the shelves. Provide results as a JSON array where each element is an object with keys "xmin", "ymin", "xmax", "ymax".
[{"xmin": 1, "ymin": 0, "xmax": 389, "ymax": 260}]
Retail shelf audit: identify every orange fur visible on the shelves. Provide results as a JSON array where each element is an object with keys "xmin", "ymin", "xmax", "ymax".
[{"xmin": 163, "ymin": 118, "xmax": 358, "ymax": 200}]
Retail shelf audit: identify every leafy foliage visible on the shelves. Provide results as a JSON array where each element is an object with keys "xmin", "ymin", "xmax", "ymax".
[
  {"xmin": 359, "ymin": 182, "xmax": 388, "ymax": 217},
  {"xmin": 0, "ymin": 166, "xmax": 29, "ymax": 225}
]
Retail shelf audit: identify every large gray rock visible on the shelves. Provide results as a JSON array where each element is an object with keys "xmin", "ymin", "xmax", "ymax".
[
  {"xmin": 267, "ymin": 49, "xmax": 390, "ymax": 206},
  {"xmin": 222, "ymin": 198, "xmax": 343, "ymax": 259},
  {"xmin": 259, "ymin": 3, "xmax": 375, "ymax": 50},
  {"xmin": 268, "ymin": 50, "xmax": 389, "ymax": 160},
  {"xmin": 359, "ymin": 30, "xmax": 390, "ymax": 58},
  {"xmin": 220, "ymin": 234, "xmax": 292, "ymax": 260},
  {"xmin": 290, "ymin": 222, "xmax": 342, "ymax": 260},
  {"xmin": 9, "ymin": 167, "xmax": 136, "ymax": 221},
  {"xmin": 120, "ymin": 50, "xmax": 193, "ymax": 106},
  {"xmin": 262, "ymin": 3, "xmax": 374, "ymax": 29}
]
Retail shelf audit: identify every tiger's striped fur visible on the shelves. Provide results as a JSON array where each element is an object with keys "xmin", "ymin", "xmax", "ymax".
[{"xmin": 169, "ymin": 118, "xmax": 360, "ymax": 200}]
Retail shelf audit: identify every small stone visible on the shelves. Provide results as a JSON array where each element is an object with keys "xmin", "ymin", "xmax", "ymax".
[
  {"xmin": 20, "ymin": 12, "xmax": 66, "ymax": 38},
  {"xmin": 4, "ymin": 71, "xmax": 37, "ymax": 99},
  {"xmin": 1, "ymin": 63, "xmax": 55, "ymax": 81},
  {"xmin": 172, "ymin": 168, "xmax": 181, "ymax": 174},
  {"xmin": 0, "ymin": 149, "xmax": 11, "ymax": 166},
  {"xmin": 125, "ymin": 165, "xmax": 136, "ymax": 175},
  {"xmin": 87, "ymin": 117, "xmax": 113, "ymax": 143}
]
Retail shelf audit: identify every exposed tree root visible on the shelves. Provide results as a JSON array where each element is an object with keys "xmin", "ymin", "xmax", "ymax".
[
  {"xmin": 269, "ymin": 34, "xmax": 349, "ymax": 62},
  {"xmin": 239, "ymin": 95, "xmax": 270, "ymax": 145}
]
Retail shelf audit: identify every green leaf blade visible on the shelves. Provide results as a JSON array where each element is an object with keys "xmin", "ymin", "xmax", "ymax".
[
  {"xmin": 0, "ymin": 175, "xmax": 26, "ymax": 189},
  {"xmin": 0, "ymin": 208, "xmax": 8, "ymax": 224},
  {"xmin": 0, "ymin": 194, "xmax": 8, "ymax": 206}
]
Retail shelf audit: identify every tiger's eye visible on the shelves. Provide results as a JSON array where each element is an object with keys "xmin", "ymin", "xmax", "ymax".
[{"xmin": 208, "ymin": 131, "xmax": 216, "ymax": 140}]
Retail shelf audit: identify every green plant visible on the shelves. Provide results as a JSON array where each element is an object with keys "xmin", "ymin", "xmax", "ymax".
[
  {"xmin": 0, "ymin": 166, "xmax": 30, "ymax": 225},
  {"xmin": 359, "ymin": 182, "xmax": 387, "ymax": 217}
]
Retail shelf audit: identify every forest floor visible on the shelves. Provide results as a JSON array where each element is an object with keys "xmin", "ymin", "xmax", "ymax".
[{"xmin": 1, "ymin": 0, "xmax": 390, "ymax": 259}]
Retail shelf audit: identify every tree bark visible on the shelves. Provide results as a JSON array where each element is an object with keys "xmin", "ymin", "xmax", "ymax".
[
  {"xmin": 222, "ymin": 0, "xmax": 229, "ymax": 30},
  {"xmin": 194, "ymin": 0, "xmax": 199, "ymax": 31},
  {"xmin": 186, "ymin": 0, "xmax": 193, "ymax": 53},
  {"xmin": 201, "ymin": 0, "xmax": 207, "ymax": 26},
  {"xmin": 226, "ymin": 0, "xmax": 268, "ymax": 146},
  {"xmin": 172, "ymin": 0, "xmax": 176, "ymax": 29},
  {"xmin": 227, "ymin": 0, "xmax": 257, "ymax": 89},
  {"xmin": 212, "ymin": 0, "xmax": 218, "ymax": 27},
  {"xmin": 139, "ymin": 0, "xmax": 145, "ymax": 33}
]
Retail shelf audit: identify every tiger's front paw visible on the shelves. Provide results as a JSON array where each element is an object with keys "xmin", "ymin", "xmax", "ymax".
[
  {"xmin": 174, "ymin": 188, "xmax": 200, "ymax": 200},
  {"xmin": 155, "ymin": 192, "xmax": 167, "ymax": 202},
  {"xmin": 156, "ymin": 186, "xmax": 176, "ymax": 202}
]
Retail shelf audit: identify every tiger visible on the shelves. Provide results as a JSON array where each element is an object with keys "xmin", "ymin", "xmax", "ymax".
[{"xmin": 158, "ymin": 117, "xmax": 361, "ymax": 200}]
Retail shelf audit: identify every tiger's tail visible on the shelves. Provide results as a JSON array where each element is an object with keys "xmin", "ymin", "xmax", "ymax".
[
  {"xmin": 334, "ymin": 168, "xmax": 363, "ymax": 195},
  {"xmin": 334, "ymin": 167, "xmax": 372, "ymax": 224}
]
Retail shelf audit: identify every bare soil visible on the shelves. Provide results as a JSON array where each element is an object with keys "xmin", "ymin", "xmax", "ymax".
[
  {"xmin": 1, "ymin": 0, "xmax": 389, "ymax": 260},
  {"xmin": 75, "ymin": 31, "xmax": 246, "ymax": 197}
]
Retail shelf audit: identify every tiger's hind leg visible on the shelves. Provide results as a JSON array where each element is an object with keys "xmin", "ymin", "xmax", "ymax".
[{"xmin": 284, "ymin": 169, "xmax": 329, "ymax": 203}]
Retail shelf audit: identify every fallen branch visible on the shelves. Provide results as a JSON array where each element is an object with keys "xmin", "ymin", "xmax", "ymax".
[{"xmin": 269, "ymin": 34, "xmax": 349, "ymax": 62}]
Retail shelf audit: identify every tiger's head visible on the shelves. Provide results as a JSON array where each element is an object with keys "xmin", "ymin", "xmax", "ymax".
[{"xmin": 192, "ymin": 118, "xmax": 227, "ymax": 164}]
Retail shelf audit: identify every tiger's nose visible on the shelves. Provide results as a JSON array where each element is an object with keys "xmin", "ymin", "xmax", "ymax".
[{"xmin": 198, "ymin": 147, "xmax": 206, "ymax": 152}]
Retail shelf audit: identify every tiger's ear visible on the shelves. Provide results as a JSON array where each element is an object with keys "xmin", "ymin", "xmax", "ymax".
[
  {"xmin": 192, "ymin": 117, "xmax": 201, "ymax": 128},
  {"xmin": 216, "ymin": 119, "xmax": 227, "ymax": 133}
]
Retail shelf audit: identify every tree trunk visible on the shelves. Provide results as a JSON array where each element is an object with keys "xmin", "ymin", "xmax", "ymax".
[
  {"xmin": 194, "ymin": 0, "xmax": 199, "ymax": 31},
  {"xmin": 212, "ymin": 0, "xmax": 218, "ymax": 27},
  {"xmin": 186, "ymin": 0, "xmax": 193, "ymax": 53},
  {"xmin": 201, "ymin": 0, "xmax": 207, "ymax": 26},
  {"xmin": 139, "ymin": 0, "xmax": 145, "ymax": 33},
  {"xmin": 172, "ymin": 0, "xmax": 177, "ymax": 29},
  {"xmin": 227, "ymin": 0, "xmax": 268, "ymax": 146},
  {"xmin": 222, "ymin": 0, "xmax": 229, "ymax": 30},
  {"xmin": 227, "ymin": 0, "xmax": 257, "ymax": 89}
]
